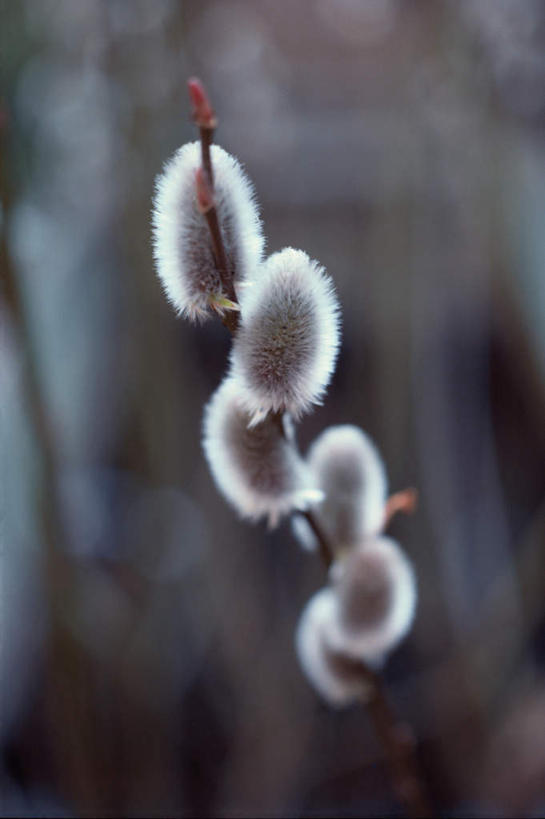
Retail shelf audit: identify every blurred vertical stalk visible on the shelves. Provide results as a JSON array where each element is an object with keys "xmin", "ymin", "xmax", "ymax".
[{"xmin": 1, "ymin": 107, "xmax": 101, "ymax": 815}]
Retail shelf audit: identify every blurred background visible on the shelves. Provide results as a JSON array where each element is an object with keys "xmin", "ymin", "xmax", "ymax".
[{"xmin": 2, "ymin": 0, "xmax": 545, "ymax": 816}]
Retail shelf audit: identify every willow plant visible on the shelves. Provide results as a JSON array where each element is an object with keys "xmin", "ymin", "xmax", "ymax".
[{"xmin": 152, "ymin": 77, "xmax": 432, "ymax": 818}]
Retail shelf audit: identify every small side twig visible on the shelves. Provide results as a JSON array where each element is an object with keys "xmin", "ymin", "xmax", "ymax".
[
  {"xmin": 384, "ymin": 487, "xmax": 419, "ymax": 530},
  {"xmin": 363, "ymin": 668, "xmax": 432, "ymax": 817}
]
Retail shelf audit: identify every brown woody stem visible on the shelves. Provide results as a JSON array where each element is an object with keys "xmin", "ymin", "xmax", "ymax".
[
  {"xmin": 363, "ymin": 667, "xmax": 432, "ymax": 817},
  {"xmin": 309, "ymin": 499, "xmax": 431, "ymax": 816},
  {"xmin": 303, "ymin": 510, "xmax": 432, "ymax": 816},
  {"xmin": 194, "ymin": 109, "xmax": 239, "ymax": 333},
  {"xmin": 200, "ymin": 126, "xmax": 214, "ymax": 188},
  {"xmin": 204, "ymin": 208, "xmax": 237, "ymax": 302},
  {"xmin": 301, "ymin": 510, "xmax": 334, "ymax": 570},
  {"xmin": 275, "ymin": 438, "xmax": 430, "ymax": 814},
  {"xmin": 302, "ymin": 505, "xmax": 432, "ymax": 816}
]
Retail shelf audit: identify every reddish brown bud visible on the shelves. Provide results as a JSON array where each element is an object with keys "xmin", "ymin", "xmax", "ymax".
[
  {"xmin": 383, "ymin": 488, "xmax": 418, "ymax": 530},
  {"xmin": 187, "ymin": 77, "xmax": 217, "ymax": 129}
]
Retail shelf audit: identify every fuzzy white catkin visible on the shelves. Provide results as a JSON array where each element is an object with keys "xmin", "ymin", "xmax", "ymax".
[
  {"xmin": 296, "ymin": 425, "xmax": 388, "ymax": 553},
  {"xmin": 152, "ymin": 141, "xmax": 264, "ymax": 320},
  {"xmin": 230, "ymin": 248, "xmax": 341, "ymax": 424},
  {"xmin": 295, "ymin": 589, "xmax": 371, "ymax": 707},
  {"xmin": 296, "ymin": 537, "xmax": 416, "ymax": 704},
  {"xmin": 327, "ymin": 536, "xmax": 417, "ymax": 665},
  {"xmin": 202, "ymin": 377, "xmax": 323, "ymax": 527}
]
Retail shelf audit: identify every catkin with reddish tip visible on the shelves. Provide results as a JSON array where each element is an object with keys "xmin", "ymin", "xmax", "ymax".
[{"xmin": 152, "ymin": 142, "xmax": 264, "ymax": 321}]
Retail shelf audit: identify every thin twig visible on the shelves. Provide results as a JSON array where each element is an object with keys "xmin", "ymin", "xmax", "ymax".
[
  {"xmin": 269, "ymin": 410, "xmax": 334, "ymax": 571},
  {"xmin": 200, "ymin": 125, "xmax": 214, "ymax": 188},
  {"xmin": 363, "ymin": 668, "xmax": 433, "ymax": 817},
  {"xmin": 306, "ymin": 494, "xmax": 431, "ymax": 816},
  {"xmin": 204, "ymin": 208, "xmax": 237, "ymax": 304},
  {"xmin": 300, "ymin": 510, "xmax": 333, "ymax": 570},
  {"xmin": 297, "ymin": 506, "xmax": 432, "ymax": 817},
  {"xmin": 306, "ymin": 512, "xmax": 432, "ymax": 816},
  {"xmin": 189, "ymin": 78, "xmax": 239, "ymax": 333}
]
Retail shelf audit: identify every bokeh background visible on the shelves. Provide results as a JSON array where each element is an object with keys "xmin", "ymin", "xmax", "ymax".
[{"xmin": 2, "ymin": 1, "xmax": 545, "ymax": 816}]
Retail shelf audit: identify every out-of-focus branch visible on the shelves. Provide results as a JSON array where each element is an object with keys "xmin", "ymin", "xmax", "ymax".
[
  {"xmin": 384, "ymin": 487, "xmax": 419, "ymax": 530},
  {"xmin": 0, "ymin": 105, "xmax": 99, "ymax": 814},
  {"xmin": 309, "ymin": 510, "xmax": 432, "ymax": 817},
  {"xmin": 362, "ymin": 666, "xmax": 432, "ymax": 817},
  {"xmin": 299, "ymin": 504, "xmax": 432, "ymax": 817}
]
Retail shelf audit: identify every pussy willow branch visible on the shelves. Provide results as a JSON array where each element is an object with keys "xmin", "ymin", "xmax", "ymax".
[
  {"xmin": 193, "ymin": 85, "xmax": 433, "ymax": 818},
  {"xmin": 301, "ymin": 506, "xmax": 431, "ymax": 818}
]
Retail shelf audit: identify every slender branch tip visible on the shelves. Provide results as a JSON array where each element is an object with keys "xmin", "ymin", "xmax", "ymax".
[{"xmin": 187, "ymin": 77, "xmax": 217, "ymax": 129}]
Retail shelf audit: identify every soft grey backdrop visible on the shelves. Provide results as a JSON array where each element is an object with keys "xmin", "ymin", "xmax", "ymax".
[{"xmin": 2, "ymin": 1, "xmax": 545, "ymax": 815}]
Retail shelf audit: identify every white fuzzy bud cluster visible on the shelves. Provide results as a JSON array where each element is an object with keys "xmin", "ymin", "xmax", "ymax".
[
  {"xmin": 202, "ymin": 245, "xmax": 340, "ymax": 523},
  {"xmin": 230, "ymin": 248, "xmax": 341, "ymax": 424},
  {"xmin": 153, "ymin": 128, "xmax": 341, "ymax": 527},
  {"xmin": 202, "ymin": 378, "xmax": 323, "ymax": 527},
  {"xmin": 293, "ymin": 425, "xmax": 417, "ymax": 705},
  {"xmin": 152, "ymin": 141, "xmax": 264, "ymax": 320},
  {"xmin": 296, "ymin": 537, "xmax": 416, "ymax": 707},
  {"xmin": 295, "ymin": 588, "xmax": 372, "ymax": 707},
  {"xmin": 293, "ymin": 425, "xmax": 388, "ymax": 555}
]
